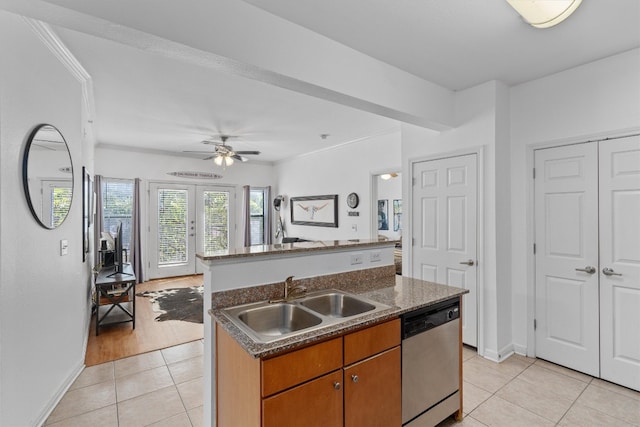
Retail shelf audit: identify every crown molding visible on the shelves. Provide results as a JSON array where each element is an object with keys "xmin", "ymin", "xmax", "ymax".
[{"xmin": 23, "ymin": 17, "xmax": 96, "ymax": 123}]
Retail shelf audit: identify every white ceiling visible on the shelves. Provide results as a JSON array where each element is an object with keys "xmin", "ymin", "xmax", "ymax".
[
  {"xmin": 244, "ymin": 0, "xmax": 640, "ymax": 90},
  {"xmin": 21, "ymin": 0, "xmax": 640, "ymax": 162},
  {"xmin": 55, "ymin": 28, "xmax": 399, "ymax": 163}
]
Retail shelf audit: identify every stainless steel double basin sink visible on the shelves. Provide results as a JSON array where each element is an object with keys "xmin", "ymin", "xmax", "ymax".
[{"xmin": 222, "ymin": 290, "xmax": 390, "ymax": 343}]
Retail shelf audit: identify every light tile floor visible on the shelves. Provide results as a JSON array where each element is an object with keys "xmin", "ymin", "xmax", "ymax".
[
  {"xmin": 47, "ymin": 342, "xmax": 639, "ymax": 426},
  {"xmin": 439, "ymin": 346, "xmax": 640, "ymax": 427},
  {"xmin": 45, "ymin": 340, "xmax": 204, "ymax": 427}
]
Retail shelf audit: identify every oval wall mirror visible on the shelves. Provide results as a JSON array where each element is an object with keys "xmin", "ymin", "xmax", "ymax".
[{"xmin": 22, "ymin": 124, "xmax": 74, "ymax": 229}]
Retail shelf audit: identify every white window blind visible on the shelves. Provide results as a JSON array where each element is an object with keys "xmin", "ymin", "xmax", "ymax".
[
  {"xmin": 203, "ymin": 191, "xmax": 229, "ymax": 252},
  {"xmin": 50, "ymin": 185, "xmax": 72, "ymax": 228},
  {"xmin": 157, "ymin": 189, "xmax": 188, "ymax": 265},
  {"xmin": 102, "ymin": 179, "xmax": 134, "ymax": 249},
  {"xmin": 250, "ymin": 189, "xmax": 266, "ymax": 245}
]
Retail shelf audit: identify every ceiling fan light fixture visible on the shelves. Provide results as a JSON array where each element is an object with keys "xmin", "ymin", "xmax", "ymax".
[
  {"xmin": 506, "ymin": 0, "xmax": 582, "ymax": 28},
  {"xmin": 380, "ymin": 174, "xmax": 392, "ymax": 180},
  {"xmin": 214, "ymin": 155, "xmax": 234, "ymax": 168}
]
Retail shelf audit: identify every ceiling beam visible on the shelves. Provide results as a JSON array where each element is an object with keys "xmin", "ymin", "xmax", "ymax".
[{"xmin": 1, "ymin": 0, "xmax": 456, "ymax": 130}]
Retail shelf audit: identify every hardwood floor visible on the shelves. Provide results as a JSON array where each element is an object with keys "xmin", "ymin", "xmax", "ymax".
[{"xmin": 85, "ymin": 274, "xmax": 204, "ymax": 366}]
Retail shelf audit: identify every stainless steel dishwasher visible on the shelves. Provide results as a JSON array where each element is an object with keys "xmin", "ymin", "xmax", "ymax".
[{"xmin": 402, "ymin": 298, "xmax": 460, "ymax": 426}]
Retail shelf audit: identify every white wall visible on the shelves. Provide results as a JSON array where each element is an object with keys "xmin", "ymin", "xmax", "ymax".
[
  {"xmin": 0, "ymin": 11, "xmax": 93, "ymax": 425},
  {"xmin": 401, "ymin": 81, "xmax": 513, "ymax": 360},
  {"xmin": 95, "ymin": 147, "xmax": 277, "ymax": 269},
  {"xmin": 509, "ymin": 48, "xmax": 640, "ymax": 355},
  {"xmin": 275, "ymin": 130, "xmax": 401, "ymax": 241}
]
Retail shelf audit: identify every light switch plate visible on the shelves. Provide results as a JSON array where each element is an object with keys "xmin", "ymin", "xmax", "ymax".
[
  {"xmin": 370, "ymin": 251, "xmax": 381, "ymax": 262},
  {"xmin": 60, "ymin": 239, "xmax": 69, "ymax": 256}
]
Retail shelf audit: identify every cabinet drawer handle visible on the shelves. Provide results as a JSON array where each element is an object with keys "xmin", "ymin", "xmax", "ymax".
[
  {"xmin": 333, "ymin": 382, "xmax": 341, "ymax": 390},
  {"xmin": 351, "ymin": 374, "xmax": 359, "ymax": 383}
]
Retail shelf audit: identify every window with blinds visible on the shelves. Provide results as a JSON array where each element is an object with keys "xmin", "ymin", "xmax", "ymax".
[
  {"xmin": 102, "ymin": 179, "xmax": 134, "ymax": 250},
  {"xmin": 157, "ymin": 189, "xmax": 189, "ymax": 265},
  {"xmin": 50, "ymin": 186, "xmax": 72, "ymax": 228},
  {"xmin": 250, "ymin": 189, "xmax": 266, "ymax": 245},
  {"xmin": 203, "ymin": 191, "xmax": 229, "ymax": 252}
]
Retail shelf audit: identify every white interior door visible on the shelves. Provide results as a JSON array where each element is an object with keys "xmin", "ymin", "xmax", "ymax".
[
  {"xmin": 149, "ymin": 183, "xmax": 196, "ymax": 279},
  {"xmin": 534, "ymin": 143, "xmax": 600, "ymax": 376},
  {"xmin": 195, "ymin": 186, "xmax": 235, "ymax": 274},
  {"xmin": 599, "ymin": 135, "xmax": 640, "ymax": 391},
  {"xmin": 412, "ymin": 154, "xmax": 478, "ymax": 346}
]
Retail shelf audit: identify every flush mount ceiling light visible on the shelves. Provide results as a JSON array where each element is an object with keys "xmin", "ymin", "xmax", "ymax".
[
  {"xmin": 380, "ymin": 173, "xmax": 399, "ymax": 180},
  {"xmin": 506, "ymin": 0, "xmax": 582, "ymax": 28}
]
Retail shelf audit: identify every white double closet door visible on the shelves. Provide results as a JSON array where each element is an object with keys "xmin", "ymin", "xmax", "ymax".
[{"xmin": 534, "ymin": 135, "xmax": 640, "ymax": 391}]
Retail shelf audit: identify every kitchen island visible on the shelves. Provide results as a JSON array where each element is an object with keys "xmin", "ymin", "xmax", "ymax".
[
  {"xmin": 200, "ymin": 241, "xmax": 467, "ymax": 426},
  {"xmin": 209, "ymin": 273, "xmax": 468, "ymax": 426},
  {"xmin": 197, "ymin": 239, "xmax": 398, "ymax": 426}
]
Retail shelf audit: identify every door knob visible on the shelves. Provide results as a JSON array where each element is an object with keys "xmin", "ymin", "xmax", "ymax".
[
  {"xmin": 459, "ymin": 259, "xmax": 475, "ymax": 266},
  {"xmin": 351, "ymin": 374, "xmax": 359, "ymax": 383},
  {"xmin": 575, "ymin": 266, "xmax": 596, "ymax": 274},
  {"xmin": 602, "ymin": 268, "xmax": 622, "ymax": 276},
  {"xmin": 333, "ymin": 382, "xmax": 341, "ymax": 390}
]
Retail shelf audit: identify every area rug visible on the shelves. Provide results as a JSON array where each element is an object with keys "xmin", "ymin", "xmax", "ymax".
[{"xmin": 137, "ymin": 286, "xmax": 204, "ymax": 323}]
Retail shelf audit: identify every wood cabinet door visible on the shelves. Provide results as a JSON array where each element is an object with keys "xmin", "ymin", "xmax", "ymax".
[
  {"xmin": 344, "ymin": 347, "xmax": 401, "ymax": 427},
  {"xmin": 262, "ymin": 370, "xmax": 343, "ymax": 427}
]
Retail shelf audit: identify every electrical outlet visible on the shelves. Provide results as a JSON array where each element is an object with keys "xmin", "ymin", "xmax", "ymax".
[
  {"xmin": 351, "ymin": 224, "xmax": 357, "ymax": 232},
  {"xmin": 350, "ymin": 254, "xmax": 363, "ymax": 265},
  {"xmin": 370, "ymin": 251, "xmax": 381, "ymax": 262}
]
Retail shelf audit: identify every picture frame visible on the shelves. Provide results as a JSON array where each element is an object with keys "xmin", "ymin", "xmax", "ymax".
[
  {"xmin": 377, "ymin": 199, "xmax": 389, "ymax": 230},
  {"xmin": 393, "ymin": 199, "xmax": 402, "ymax": 232},
  {"xmin": 290, "ymin": 195, "xmax": 338, "ymax": 227},
  {"xmin": 82, "ymin": 167, "xmax": 93, "ymax": 262}
]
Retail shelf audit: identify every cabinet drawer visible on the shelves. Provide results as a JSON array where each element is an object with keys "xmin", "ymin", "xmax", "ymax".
[
  {"xmin": 262, "ymin": 370, "xmax": 343, "ymax": 427},
  {"xmin": 261, "ymin": 337, "xmax": 343, "ymax": 397},
  {"xmin": 344, "ymin": 318, "xmax": 400, "ymax": 365}
]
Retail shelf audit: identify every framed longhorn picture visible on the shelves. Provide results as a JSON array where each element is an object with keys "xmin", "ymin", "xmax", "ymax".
[{"xmin": 290, "ymin": 195, "xmax": 338, "ymax": 227}]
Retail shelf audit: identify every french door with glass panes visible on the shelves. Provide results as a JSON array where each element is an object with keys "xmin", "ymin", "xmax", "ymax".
[{"xmin": 148, "ymin": 183, "xmax": 235, "ymax": 279}]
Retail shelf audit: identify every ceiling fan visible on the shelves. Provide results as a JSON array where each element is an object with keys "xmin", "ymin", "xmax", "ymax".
[{"xmin": 184, "ymin": 135, "xmax": 261, "ymax": 168}]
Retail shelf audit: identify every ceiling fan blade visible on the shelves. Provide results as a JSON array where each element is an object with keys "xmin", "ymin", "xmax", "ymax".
[
  {"xmin": 202, "ymin": 155, "xmax": 215, "ymax": 161},
  {"xmin": 231, "ymin": 154, "xmax": 249, "ymax": 162},
  {"xmin": 234, "ymin": 150, "xmax": 261, "ymax": 155},
  {"xmin": 183, "ymin": 150, "xmax": 215, "ymax": 154}
]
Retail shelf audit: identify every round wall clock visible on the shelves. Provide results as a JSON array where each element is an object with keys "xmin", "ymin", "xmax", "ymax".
[{"xmin": 347, "ymin": 192, "xmax": 359, "ymax": 209}]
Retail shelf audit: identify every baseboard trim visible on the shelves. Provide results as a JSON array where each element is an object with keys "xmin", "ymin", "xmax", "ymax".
[
  {"xmin": 35, "ymin": 359, "xmax": 85, "ymax": 427},
  {"xmin": 513, "ymin": 343, "xmax": 528, "ymax": 356},
  {"xmin": 483, "ymin": 343, "xmax": 516, "ymax": 363},
  {"xmin": 36, "ymin": 303, "xmax": 91, "ymax": 426}
]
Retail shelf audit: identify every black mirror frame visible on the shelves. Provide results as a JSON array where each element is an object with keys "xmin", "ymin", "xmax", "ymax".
[{"xmin": 22, "ymin": 124, "xmax": 74, "ymax": 230}]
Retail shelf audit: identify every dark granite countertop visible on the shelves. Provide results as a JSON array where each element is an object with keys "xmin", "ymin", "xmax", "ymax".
[
  {"xmin": 210, "ymin": 275, "xmax": 468, "ymax": 359},
  {"xmin": 197, "ymin": 239, "xmax": 396, "ymax": 261}
]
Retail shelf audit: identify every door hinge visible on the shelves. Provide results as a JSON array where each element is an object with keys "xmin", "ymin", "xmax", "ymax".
[
  {"xmin": 412, "ymin": 238, "xmax": 415, "ymax": 246},
  {"xmin": 533, "ymin": 243, "xmax": 536, "ymax": 254},
  {"xmin": 533, "ymin": 168, "xmax": 536, "ymax": 179},
  {"xmin": 534, "ymin": 319, "xmax": 537, "ymax": 330},
  {"xmin": 412, "ymin": 177, "xmax": 416, "ymax": 186}
]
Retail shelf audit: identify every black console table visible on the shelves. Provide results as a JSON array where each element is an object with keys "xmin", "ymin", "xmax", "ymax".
[{"xmin": 95, "ymin": 264, "xmax": 136, "ymax": 335}]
